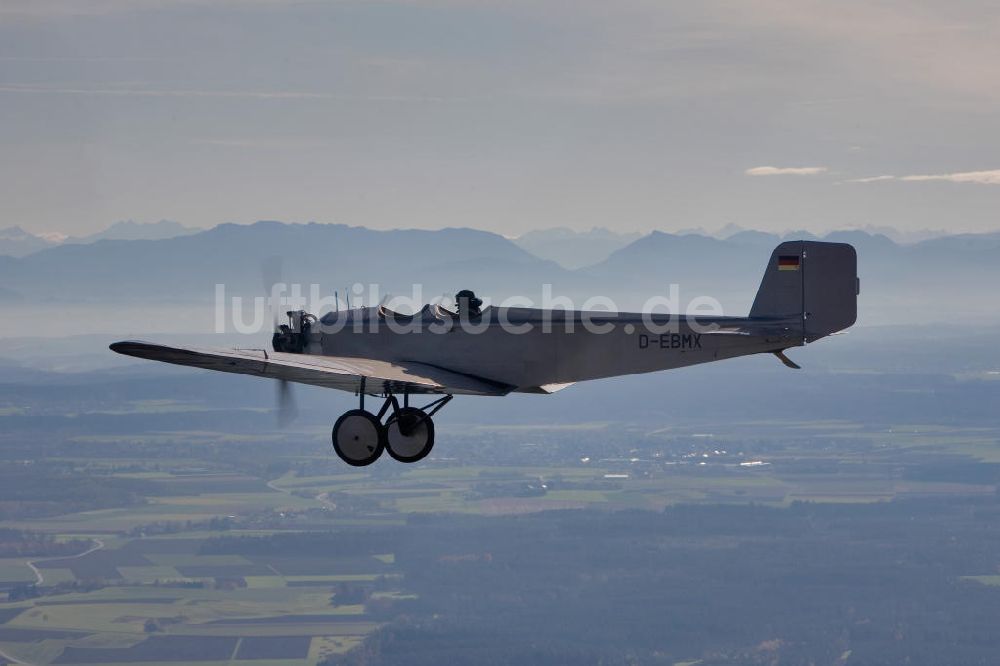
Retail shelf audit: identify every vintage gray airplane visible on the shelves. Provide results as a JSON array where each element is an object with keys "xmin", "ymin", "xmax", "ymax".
[{"xmin": 111, "ymin": 240, "xmax": 858, "ymax": 466}]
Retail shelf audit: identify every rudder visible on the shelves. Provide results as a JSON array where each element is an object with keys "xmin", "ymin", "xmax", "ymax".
[{"xmin": 750, "ymin": 241, "xmax": 858, "ymax": 343}]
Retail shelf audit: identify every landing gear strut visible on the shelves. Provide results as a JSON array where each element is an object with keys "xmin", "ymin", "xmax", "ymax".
[{"xmin": 330, "ymin": 391, "xmax": 451, "ymax": 466}]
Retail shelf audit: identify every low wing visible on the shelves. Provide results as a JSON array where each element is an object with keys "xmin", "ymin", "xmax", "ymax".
[{"xmin": 110, "ymin": 341, "xmax": 511, "ymax": 397}]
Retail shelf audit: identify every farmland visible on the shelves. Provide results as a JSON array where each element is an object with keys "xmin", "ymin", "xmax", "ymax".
[{"xmin": 2, "ymin": 340, "xmax": 1000, "ymax": 664}]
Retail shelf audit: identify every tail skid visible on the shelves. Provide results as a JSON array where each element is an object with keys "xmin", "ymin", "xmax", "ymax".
[{"xmin": 772, "ymin": 349, "xmax": 802, "ymax": 369}]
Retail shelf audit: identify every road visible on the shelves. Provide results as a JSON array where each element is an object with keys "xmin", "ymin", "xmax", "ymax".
[
  {"xmin": 26, "ymin": 537, "xmax": 105, "ymax": 585},
  {"xmin": 0, "ymin": 538, "xmax": 106, "ymax": 666},
  {"xmin": 0, "ymin": 645, "xmax": 31, "ymax": 665},
  {"xmin": 266, "ymin": 477, "xmax": 337, "ymax": 511}
]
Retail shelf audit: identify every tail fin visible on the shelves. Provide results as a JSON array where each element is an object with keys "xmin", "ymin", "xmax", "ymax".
[{"xmin": 750, "ymin": 241, "xmax": 858, "ymax": 343}]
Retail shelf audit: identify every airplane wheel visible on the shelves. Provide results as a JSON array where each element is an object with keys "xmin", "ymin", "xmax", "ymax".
[
  {"xmin": 332, "ymin": 410, "xmax": 385, "ymax": 467},
  {"xmin": 385, "ymin": 407, "xmax": 435, "ymax": 463}
]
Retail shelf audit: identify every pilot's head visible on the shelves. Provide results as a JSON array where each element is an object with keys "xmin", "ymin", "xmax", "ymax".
[{"xmin": 455, "ymin": 289, "xmax": 483, "ymax": 317}]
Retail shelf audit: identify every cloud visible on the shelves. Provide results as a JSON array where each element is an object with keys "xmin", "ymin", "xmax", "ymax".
[
  {"xmin": 0, "ymin": 0, "xmax": 293, "ymax": 20},
  {"xmin": 745, "ymin": 166, "xmax": 827, "ymax": 176},
  {"xmin": 900, "ymin": 169, "xmax": 1000, "ymax": 185},
  {"xmin": 847, "ymin": 170, "xmax": 1000, "ymax": 185},
  {"xmin": 719, "ymin": 1, "xmax": 1000, "ymax": 104},
  {"xmin": 0, "ymin": 85, "xmax": 456, "ymax": 102},
  {"xmin": 192, "ymin": 137, "xmax": 319, "ymax": 149},
  {"xmin": 846, "ymin": 175, "xmax": 896, "ymax": 183}
]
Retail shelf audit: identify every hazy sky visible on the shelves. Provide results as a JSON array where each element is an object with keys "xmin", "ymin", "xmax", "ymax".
[{"xmin": 2, "ymin": 0, "xmax": 999, "ymax": 237}]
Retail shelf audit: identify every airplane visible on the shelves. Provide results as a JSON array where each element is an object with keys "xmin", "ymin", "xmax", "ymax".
[{"xmin": 111, "ymin": 240, "xmax": 858, "ymax": 467}]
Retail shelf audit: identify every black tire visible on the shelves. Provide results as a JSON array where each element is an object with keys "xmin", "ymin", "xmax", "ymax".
[
  {"xmin": 385, "ymin": 407, "xmax": 435, "ymax": 463},
  {"xmin": 332, "ymin": 409, "xmax": 385, "ymax": 467}
]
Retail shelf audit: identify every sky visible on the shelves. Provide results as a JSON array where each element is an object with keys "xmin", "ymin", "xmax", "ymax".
[{"xmin": 2, "ymin": 0, "xmax": 999, "ymax": 237}]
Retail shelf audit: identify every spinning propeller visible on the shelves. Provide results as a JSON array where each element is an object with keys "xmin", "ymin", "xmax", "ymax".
[{"xmin": 262, "ymin": 257, "xmax": 297, "ymax": 425}]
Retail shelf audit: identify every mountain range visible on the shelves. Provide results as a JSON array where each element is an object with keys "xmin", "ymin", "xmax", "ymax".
[
  {"xmin": 0, "ymin": 220, "xmax": 198, "ymax": 258},
  {"xmin": 1, "ymin": 220, "xmax": 998, "ymax": 329},
  {"xmin": 0, "ymin": 226, "xmax": 60, "ymax": 258},
  {"xmin": 511, "ymin": 227, "xmax": 643, "ymax": 270}
]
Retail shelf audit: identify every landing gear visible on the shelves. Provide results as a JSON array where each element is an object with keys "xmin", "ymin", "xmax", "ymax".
[
  {"xmin": 330, "ymin": 392, "xmax": 451, "ymax": 466},
  {"xmin": 331, "ymin": 409, "xmax": 385, "ymax": 467},
  {"xmin": 385, "ymin": 407, "xmax": 435, "ymax": 463}
]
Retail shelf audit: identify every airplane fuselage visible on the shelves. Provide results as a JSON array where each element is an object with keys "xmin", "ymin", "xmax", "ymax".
[{"xmin": 313, "ymin": 307, "xmax": 803, "ymax": 393}]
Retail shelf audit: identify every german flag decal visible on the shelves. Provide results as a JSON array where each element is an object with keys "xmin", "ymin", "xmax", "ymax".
[{"xmin": 777, "ymin": 255, "xmax": 800, "ymax": 271}]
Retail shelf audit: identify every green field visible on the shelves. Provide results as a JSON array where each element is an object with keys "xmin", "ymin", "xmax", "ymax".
[{"xmin": 1, "ymin": 419, "xmax": 999, "ymax": 663}]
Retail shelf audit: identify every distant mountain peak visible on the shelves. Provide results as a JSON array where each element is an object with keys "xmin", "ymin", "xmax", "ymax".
[
  {"xmin": 71, "ymin": 219, "xmax": 199, "ymax": 243},
  {"xmin": 37, "ymin": 230, "xmax": 69, "ymax": 243},
  {"xmin": 512, "ymin": 226, "xmax": 644, "ymax": 269},
  {"xmin": 715, "ymin": 222, "xmax": 747, "ymax": 238},
  {"xmin": 0, "ymin": 225, "xmax": 32, "ymax": 239},
  {"xmin": 0, "ymin": 225, "xmax": 59, "ymax": 257}
]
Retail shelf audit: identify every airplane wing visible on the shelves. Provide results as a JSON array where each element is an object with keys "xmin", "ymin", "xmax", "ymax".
[{"xmin": 109, "ymin": 341, "xmax": 511, "ymax": 397}]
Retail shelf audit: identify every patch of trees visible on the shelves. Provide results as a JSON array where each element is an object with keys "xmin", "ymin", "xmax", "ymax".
[
  {"xmin": 0, "ymin": 529, "xmax": 91, "ymax": 557},
  {"xmin": 125, "ymin": 517, "xmax": 232, "ymax": 538},
  {"xmin": 325, "ymin": 497, "xmax": 1000, "ymax": 665},
  {"xmin": 7, "ymin": 583, "xmax": 39, "ymax": 602},
  {"xmin": 329, "ymin": 582, "xmax": 370, "ymax": 606},
  {"xmin": 200, "ymin": 531, "xmax": 395, "ymax": 559},
  {"xmin": 0, "ymin": 467, "xmax": 150, "ymax": 519}
]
